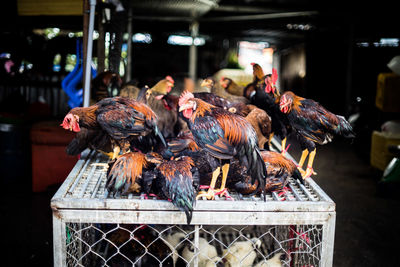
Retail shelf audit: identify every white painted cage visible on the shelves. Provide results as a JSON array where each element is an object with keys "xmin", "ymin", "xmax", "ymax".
[{"xmin": 51, "ymin": 139, "xmax": 335, "ymax": 267}]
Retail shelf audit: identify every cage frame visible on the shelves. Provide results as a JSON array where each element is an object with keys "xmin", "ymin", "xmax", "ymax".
[{"xmin": 51, "ymin": 138, "xmax": 336, "ymax": 266}]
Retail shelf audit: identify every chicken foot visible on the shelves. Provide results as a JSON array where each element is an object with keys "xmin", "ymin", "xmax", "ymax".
[
  {"xmin": 196, "ymin": 167, "xmax": 220, "ymax": 200},
  {"xmin": 196, "ymin": 163, "xmax": 232, "ymax": 200},
  {"xmin": 297, "ymin": 149, "xmax": 317, "ymax": 178},
  {"xmin": 215, "ymin": 163, "xmax": 231, "ymax": 198}
]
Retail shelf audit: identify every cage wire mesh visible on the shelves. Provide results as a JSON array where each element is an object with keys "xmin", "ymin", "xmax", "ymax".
[{"xmin": 65, "ymin": 223, "xmax": 322, "ymax": 267}]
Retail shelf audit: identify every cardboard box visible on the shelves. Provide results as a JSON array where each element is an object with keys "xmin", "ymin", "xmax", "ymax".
[
  {"xmin": 376, "ymin": 72, "xmax": 400, "ymax": 113},
  {"xmin": 370, "ymin": 130, "xmax": 400, "ymax": 171}
]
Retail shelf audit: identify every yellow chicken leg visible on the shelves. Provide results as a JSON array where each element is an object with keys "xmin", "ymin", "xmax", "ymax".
[
  {"xmin": 297, "ymin": 149, "xmax": 309, "ymax": 176},
  {"xmin": 281, "ymin": 137, "xmax": 287, "ymax": 155},
  {"xmin": 99, "ymin": 150, "xmax": 115, "ymax": 159},
  {"xmin": 196, "ymin": 167, "xmax": 220, "ymax": 200},
  {"xmin": 111, "ymin": 146, "xmax": 120, "ymax": 160},
  {"xmin": 304, "ymin": 149, "xmax": 317, "ymax": 178},
  {"xmin": 215, "ymin": 163, "xmax": 230, "ymax": 197},
  {"xmin": 268, "ymin": 133, "xmax": 274, "ymax": 148}
]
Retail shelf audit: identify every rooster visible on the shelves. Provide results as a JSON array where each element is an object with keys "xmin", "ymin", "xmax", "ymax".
[
  {"xmin": 248, "ymin": 68, "xmax": 291, "ymax": 154},
  {"xmin": 105, "ymin": 151, "xmax": 161, "ymax": 195},
  {"xmin": 279, "ymin": 91, "xmax": 355, "ymax": 178},
  {"xmin": 61, "ymin": 96, "xmax": 166, "ymax": 160},
  {"xmin": 178, "ymin": 91, "xmax": 266, "ymax": 200},
  {"xmin": 146, "ymin": 155, "xmax": 200, "ymax": 224},
  {"xmin": 232, "ymin": 150, "xmax": 304, "ymax": 195},
  {"xmin": 167, "ymin": 130, "xmax": 302, "ymax": 196}
]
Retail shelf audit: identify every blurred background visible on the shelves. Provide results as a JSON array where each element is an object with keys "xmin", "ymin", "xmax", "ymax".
[{"xmin": 0, "ymin": 0, "xmax": 399, "ymax": 266}]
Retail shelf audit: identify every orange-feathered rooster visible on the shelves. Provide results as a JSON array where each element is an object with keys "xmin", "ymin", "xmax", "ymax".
[
  {"xmin": 178, "ymin": 91, "xmax": 266, "ymax": 200},
  {"xmin": 61, "ymin": 97, "xmax": 166, "ymax": 160},
  {"xmin": 279, "ymin": 91, "xmax": 355, "ymax": 178},
  {"xmin": 234, "ymin": 150, "xmax": 304, "ymax": 194},
  {"xmin": 106, "ymin": 151, "xmax": 161, "ymax": 195}
]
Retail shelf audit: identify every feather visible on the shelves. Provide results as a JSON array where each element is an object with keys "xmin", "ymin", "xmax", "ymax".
[{"xmin": 156, "ymin": 156, "xmax": 197, "ymax": 224}]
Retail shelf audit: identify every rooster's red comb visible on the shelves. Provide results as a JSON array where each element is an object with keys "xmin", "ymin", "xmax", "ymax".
[
  {"xmin": 165, "ymin": 75, "xmax": 175, "ymax": 83},
  {"xmin": 179, "ymin": 90, "xmax": 194, "ymax": 106},
  {"xmin": 271, "ymin": 68, "xmax": 278, "ymax": 84},
  {"xmin": 250, "ymin": 62, "xmax": 256, "ymax": 66}
]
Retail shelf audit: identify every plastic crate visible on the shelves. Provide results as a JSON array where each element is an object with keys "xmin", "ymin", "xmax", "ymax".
[{"xmin": 51, "ymin": 139, "xmax": 336, "ymax": 266}]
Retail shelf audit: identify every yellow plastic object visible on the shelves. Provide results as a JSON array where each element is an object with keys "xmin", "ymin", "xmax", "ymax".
[
  {"xmin": 370, "ymin": 131, "xmax": 400, "ymax": 171},
  {"xmin": 376, "ymin": 73, "xmax": 400, "ymax": 113}
]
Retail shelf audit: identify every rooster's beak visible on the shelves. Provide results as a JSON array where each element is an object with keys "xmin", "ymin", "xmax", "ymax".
[{"xmin": 178, "ymin": 105, "xmax": 186, "ymax": 112}]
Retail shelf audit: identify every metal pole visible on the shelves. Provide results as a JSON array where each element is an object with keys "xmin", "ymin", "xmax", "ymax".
[
  {"xmin": 97, "ymin": 8, "xmax": 105, "ymax": 73},
  {"xmin": 126, "ymin": 5, "xmax": 133, "ymax": 82},
  {"xmin": 83, "ymin": 0, "xmax": 96, "ymax": 107},
  {"xmin": 189, "ymin": 21, "xmax": 199, "ymax": 82}
]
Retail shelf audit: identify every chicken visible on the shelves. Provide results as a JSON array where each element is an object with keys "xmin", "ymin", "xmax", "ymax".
[
  {"xmin": 162, "ymin": 89, "xmax": 235, "ymax": 113},
  {"xmin": 264, "ymin": 68, "xmax": 280, "ymax": 98},
  {"xmin": 149, "ymin": 75, "xmax": 175, "ymax": 95},
  {"xmin": 205, "ymin": 257, "xmax": 224, "ymax": 267},
  {"xmin": 261, "ymin": 150, "xmax": 304, "ymax": 190},
  {"xmin": 253, "ymin": 252, "xmax": 285, "ymax": 267},
  {"xmin": 231, "ymin": 150, "xmax": 304, "ymax": 195},
  {"xmin": 252, "ymin": 63, "xmax": 266, "ymax": 85},
  {"xmin": 107, "ymin": 224, "xmax": 174, "ymax": 266},
  {"xmin": 65, "ymin": 127, "xmax": 112, "ymax": 157},
  {"xmin": 242, "ymin": 63, "xmax": 267, "ymax": 100},
  {"xmin": 164, "ymin": 232, "xmax": 187, "ymax": 267},
  {"xmin": 243, "ymin": 104, "xmax": 271, "ymax": 149},
  {"xmin": 140, "ymin": 79, "xmax": 180, "ymax": 138},
  {"xmin": 203, "ymin": 77, "xmax": 249, "ymax": 105},
  {"xmin": 60, "ymin": 96, "xmax": 166, "ymax": 160},
  {"xmin": 279, "ymin": 91, "xmax": 355, "ymax": 178},
  {"xmin": 219, "ymin": 77, "xmax": 244, "ymax": 96},
  {"xmin": 147, "ymin": 155, "xmax": 200, "ymax": 224},
  {"xmin": 105, "ymin": 151, "xmax": 161, "ymax": 195},
  {"xmin": 222, "ymin": 238, "xmax": 261, "ymax": 267},
  {"xmin": 167, "ymin": 131, "xmax": 302, "ymax": 196},
  {"xmin": 249, "ymin": 69, "xmax": 291, "ymax": 154},
  {"xmin": 91, "ymin": 71, "xmax": 122, "ymax": 103},
  {"xmin": 181, "ymin": 237, "xmax": 219, "ymax": 267},
  {"xmin": 119, "ymin": 83, "xmax": 140, "ymax": 99},
  {"xmin": 178, "ymin": 91, "xmax": 266, "ymax": 200}
]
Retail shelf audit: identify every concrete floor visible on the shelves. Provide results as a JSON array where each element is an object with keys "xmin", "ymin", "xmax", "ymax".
[{"xmin": 2, "ymin": 138, "xmax": 399, "ymax": 266}]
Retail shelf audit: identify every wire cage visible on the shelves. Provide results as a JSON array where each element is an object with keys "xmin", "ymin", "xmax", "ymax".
[
  {"xmin": 51, "ymin": 139, "xmax": 335, "ymax": 266},
  {"xmin": 64, "ymin": 223, "xmax": 324, "ymax": 267}
]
